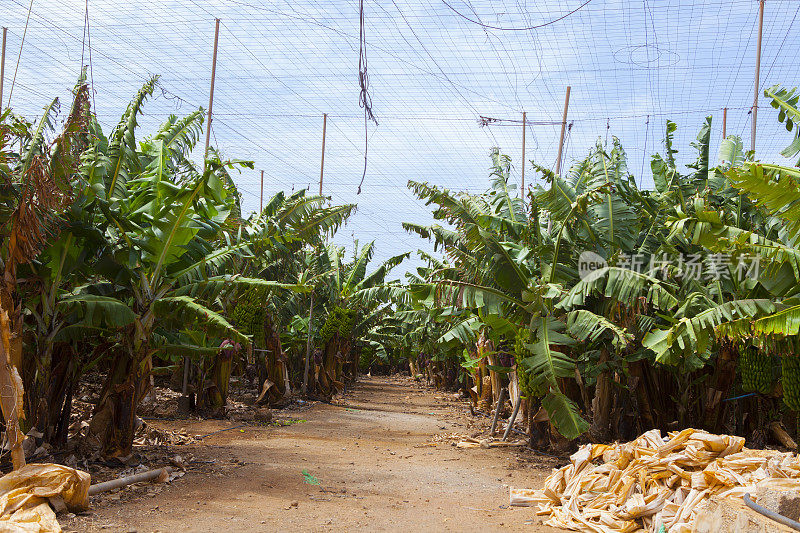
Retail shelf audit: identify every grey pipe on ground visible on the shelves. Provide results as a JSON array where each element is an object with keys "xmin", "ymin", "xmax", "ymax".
[
  {"xmin": 743, "ymin": 493, "xmax": 800, "ymax": 531},
  {"xmin": 89, "ymin": 467, "xmax": 173, "ymax": 496}
]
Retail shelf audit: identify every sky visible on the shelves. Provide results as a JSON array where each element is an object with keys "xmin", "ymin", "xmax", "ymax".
[{"xmin": 3, "ymin": 0, "xmax": 800, "ymax": 278}]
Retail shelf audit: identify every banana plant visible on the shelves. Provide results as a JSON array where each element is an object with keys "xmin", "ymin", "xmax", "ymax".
[
  {"xmin": 0, "ymin": 73, "xmax": 94, "ymax": 466},
  {"xmin": 306, "ymin": 241, "xmax": 408, "ymax": 396},
  {"xmin": 72, "ymin": 79, "xmax": 307, "ymax": 457}
]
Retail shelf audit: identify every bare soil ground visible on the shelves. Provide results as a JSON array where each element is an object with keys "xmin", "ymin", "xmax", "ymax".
[{"xmin": 62, "ymin": 375, "xmax": 562, "ymax": 532}]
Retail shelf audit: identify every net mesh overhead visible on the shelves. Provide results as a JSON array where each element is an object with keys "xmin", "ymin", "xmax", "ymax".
[{"xmin": 4, "ymin": 0, "xmax": 799, "ymax": 274}]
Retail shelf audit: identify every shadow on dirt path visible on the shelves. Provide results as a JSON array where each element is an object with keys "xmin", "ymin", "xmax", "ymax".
[{"xmin": 65, "ymin": 376, "xmax": 561, "ymax": 532}]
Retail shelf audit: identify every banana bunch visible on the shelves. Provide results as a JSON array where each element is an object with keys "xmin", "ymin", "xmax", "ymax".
[
  {"xmin": 232, "ymin": 287, "xmax": 267, "ymax": 346},
  {"xmin": 320, "ymin": 311, "xmax": 341, "ymax": 342},
  {"xmin": 320, "ymin": 307, "xmax": 358, "ymax": 343},
  {"xmin": 739, "ymin": 346, "xmax": 774, "ymax": 394},
  {"xmin": 783, "ymin": 356, "xmax": 800, "ymax": 411},
  {"xmin": 338, "ymin": 308, "xmax": 357, "ymax": 337},
  {"xmin": 514, "ymin": 328, "xmax": 533, "ymax": 399}
]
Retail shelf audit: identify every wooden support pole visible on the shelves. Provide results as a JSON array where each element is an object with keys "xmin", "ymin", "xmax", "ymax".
[
  {"xmin": 0, "ymin": 28, "xmax": 6, "ymax": 115},
  {"xmin": 723, "ymin": 107, "xmax": 727, "ymax": 139},
  {"xmin": 489, "ymin": 388, "xmax": 507, "ymax": 436},
  {"xmin": 502, "ymin": 391, "xmax": 522, "ymax": 441},
  {"xmin": 302, "ymin": 292, "xmax": 314, "ymax": 396},
  {"xmin": 181, "ymin": 357, "xmax": 189, "ymax": 396},
  {"xmin": 204, "ymin": 19, "xmax": 220, "ymax": 159},
  {"xmin": 319, "ymin": 113, "xmax": 327, "ymax": 196},
  {"xmin": 751, "ymin": 0, "xmax": 764, "ymax": 154},
  {"xmin": 260, "ymin": 170, "xmax": 264, "ymax": 212},
  {"xmin": 521, "ymin": 111, "xmax": 526, "ymax": 200},
  {"xmin": 555, "ymin": 86, "xmax": 571, "ymax": 175}
]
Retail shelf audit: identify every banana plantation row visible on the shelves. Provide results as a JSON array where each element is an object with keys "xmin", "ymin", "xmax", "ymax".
[{"xmin": 2, "ymin": 72, "xmax": 800, "ymax": 464}]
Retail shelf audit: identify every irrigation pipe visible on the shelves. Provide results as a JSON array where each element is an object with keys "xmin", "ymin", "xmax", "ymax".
[
  {"xmin": 723, "ymin": 392, "xmax": 757, "ymax": 402},
  {"xmin": 196, "ymin": 424, "xmax": 248, "ymax": 439},
  {"xmin": 743, "ymin": 493, "xmax": 800, "ymax": 531},
  {"xmin": 89, "ymin": 467, "xmax": 173, "ymax": 496}
]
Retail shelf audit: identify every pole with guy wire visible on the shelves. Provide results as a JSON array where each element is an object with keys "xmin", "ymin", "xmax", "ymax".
[
  {"xmin": 555, "ymin": 86, "xmax": 571, "ymax": 176},
  {"xmin": 521, "ymin": 111, "xmax": 526, "ymax": 201},
  {"xmin": 723, "ymin": 107, "xmax": 727, "ymax": 139},
  {"xmin": 319, "ymin": 113, "xmax": 327, "ymax": 196},
  {"xmin": 204, "ymin": 18, "xmax": 220, "ymax": 159},
  {"xmin": 0, "ymin": 28, "xmax": 6, "ymax": 115},
  {"xmin": 751, "ymin": 0, "xmax": 765, "ymax": 154},
  {"xmin": 188, "ymin": 17, "xmax": 221, "ymax": 401}
]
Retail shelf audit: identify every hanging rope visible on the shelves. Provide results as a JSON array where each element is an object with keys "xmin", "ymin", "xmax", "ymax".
[
  {"xmin": 81, "ymin": 0, "xmax": 96, "ymax": 112},
  {"xmin": 357, "ymin": 0, "xmax": 377, "ymax": 195},
  {"xmin": 86, "ymin": 0, "xmax": 96, "ymax": 112},
  {"xmin": 440, "ymin": 0, "xmax": 594, "ymax": 31}
]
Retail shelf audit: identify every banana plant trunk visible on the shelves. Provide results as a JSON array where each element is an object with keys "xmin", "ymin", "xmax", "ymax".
[
  {"xmin": 0, "ymin": 307, "xmax": 25, "ymax": 469},
  {"xmin": 408, "ymin": 358, "xmax": 418, "ymax": 377},
  {"xmin": 86, "ymin": 320, "xmax": 152, "ymax": 458},
  {"xmin": 28, "ymin": 342, "xmax": 75, "ymax": 445},
  {"xmin": 205, "ymin": 342, "xmax": 237, "ymax": 409},
  {"xmin": 590, "ymin": 349, "xmax": 612, "ymax": 442},
  {"xmin": 340, "ymin": 337, "xmax": 354, "ymax": 382},
  {"xmin": 480, "ymin": 333, "xmax": 501, "ymax": 404},
  {"xmin": 627, "ymin": 360, "xmax": 657, "ymax": 431},
  {"xmin": 320, "ymin": 335, "xmax": 343, "ymax": 397},
  {"xmin": 257, "ymin": 315, "xmax": 288, "ymax": 404},
  {"xmin": 703, "ymin": 341, "xmax": 738, "ymax": 432}
]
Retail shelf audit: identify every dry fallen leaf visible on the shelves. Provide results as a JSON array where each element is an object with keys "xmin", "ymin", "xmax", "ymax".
[{"xmin": 512, "ymin": 428, "xmax": 800, "ymax": 532}]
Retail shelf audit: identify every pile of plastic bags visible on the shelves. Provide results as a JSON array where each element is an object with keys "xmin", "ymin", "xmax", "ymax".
[
  {"xmin": 0, "ymin": 463, "xmax": 89, "ymax": 532},
  {"xmin": 511, "ymin": 428, "xmax": 800, "ymax": 532}
]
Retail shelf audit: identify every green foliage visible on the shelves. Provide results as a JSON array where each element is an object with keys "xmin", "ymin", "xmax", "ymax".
[
  {"xmin": 301, "ymin": 469, "xmax": 320, "ymax": 485},
  {"xmin": 399, "ymin": 95, "xmax": 800, "ymax": 441},
  {"xmin": 764, "ymin": 84, "xmax": 800, "ymax": 161}
]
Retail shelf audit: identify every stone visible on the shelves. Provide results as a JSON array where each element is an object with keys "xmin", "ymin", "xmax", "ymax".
[{"xmin": 254, "ymin": 407, "xmax": 272, "ymax": 423}]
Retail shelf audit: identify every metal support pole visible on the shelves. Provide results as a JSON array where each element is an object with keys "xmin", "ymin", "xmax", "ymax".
[
  {"xmin": 260, "ymin": 170, "xmax": 264, "ymax": 212},
  {"xmin": 751, "ymin": 0, "xmax": 764, "ymax": 154},
  {"xmin": 319, "ymin": 113, "xmax": 327, "ymax": 196},
  {"xmin": 521, "ymin": 111, "xmax": 526, "ymax": 200},
  {"xmin": 555, "ymin": 86, "xmax": 571, "ymax": 175},
  {"xmin": 204, "ymin": 18, "xmax": 220, "ymax": 158},
  {"xmin": 0, "ymin": 28, "xmax": 6, "ymax": 115}
]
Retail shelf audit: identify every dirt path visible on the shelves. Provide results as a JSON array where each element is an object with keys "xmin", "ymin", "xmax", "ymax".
[{"xmin": 65, "ymin": 376, "xmax": 561, "ymax": 532}]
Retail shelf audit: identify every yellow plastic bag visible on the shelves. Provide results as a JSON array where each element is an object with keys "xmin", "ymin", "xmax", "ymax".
[{"xmin": 0, "ymin": 463, "xmax": 90, "ymax": 533}]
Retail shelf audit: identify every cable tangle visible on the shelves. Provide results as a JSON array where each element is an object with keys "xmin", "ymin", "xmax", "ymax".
[{"xmin": 358, "ymin": 0, "xmax": 377, "ymax": 195}]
